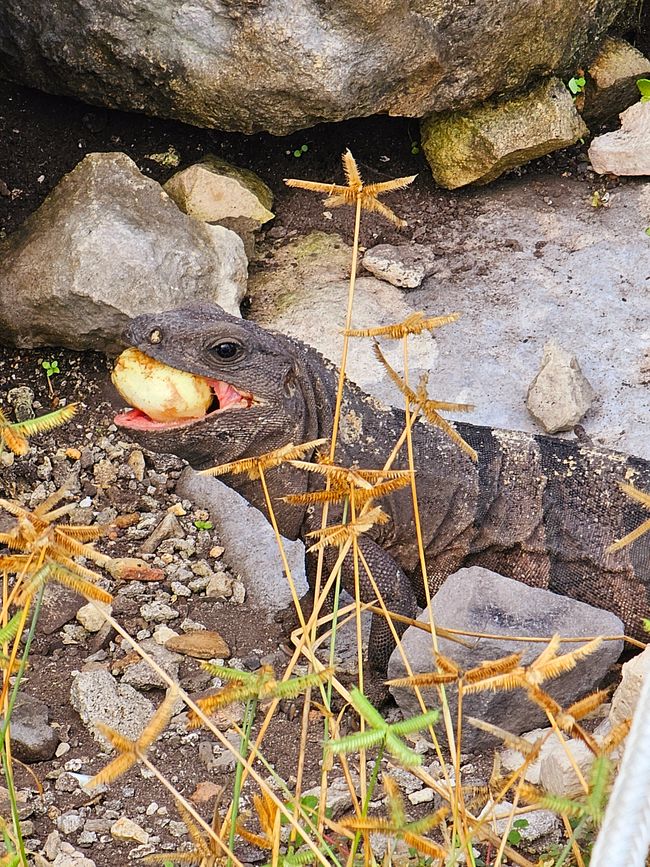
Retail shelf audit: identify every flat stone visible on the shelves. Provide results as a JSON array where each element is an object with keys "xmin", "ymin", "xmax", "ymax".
[
  {"xmin": 609, "ymin": 644, "xmax": 650, "ymax": 727},
  {"xmin": 479, "ymin": 800, "xmax": 561, "ymax": 846},
  {"xmin": 388, "ymin": 568, "xmax": 623, "ymax": 751},
  {"xmin": 582, "ymin": 37, "xmax": 650, "ymax": 125},
  {"xmin": 421, "ymin": 77, "xmax": 588, "ymax": 188},
  {"xmin": 76, "ymin": 602, "xmax": 112, "ymax": 633},
  {"xmin": 205, "ymin": 571, "xmax": 234, "ymax": 599},
  {"xmin": 57, "ymin": 812, "xmax": 84, "ymax": 835},
  {"xmin": 110, "ymin": 817, "xmax": 149, "ymax": 845},
  {"xmin": 589, "ymin": 99, "xmax": 650, "ymax": 176},
  {"xmin": 139, "ymin": 601, "xmax": 179, "ymax": 623},
  {"xmin": 251, "ymin": 232, "xmax": 441, "ymax": 404},
  {"xmin": 138, "ymin": 513, "xmax": 183, "ymax": 556},
  {"xmin": 51, "ymin": 849, "xmax": 96, "ymax": 867},
  {"xmin": 165, "ymin": 631, "xmax": 231, "ymax": 659},
  {"xmin": 526, "ymin": 341, "xmax": 594, "ymax": 433},
  {"xmin": 362, "ymin": 243, "xmax": 437, "ymax": 289},
  {"xmin": 106, "ymin": 557, "xmax": 164, "ymax": 582},
  {"xmin": 38, "ymin": 585, "xmax": 85, "ymax": 635},
  {"xmin": 406, "ymin": 176, "xmax": 649, "ymax": 459},
  {"xmin": 7, "ymin": 694, "xmax": 59, "ymax": 763},
  {"xmin": 70, "ymin": 668, "xmax": 155, "ymax": 749},
  {"xmin": 0, "ymin": 152, "xmax": 248, "ymax": 351},
  {"xmin": 121, "ymin": 639, "xmax": 181, "ymax": 690}
]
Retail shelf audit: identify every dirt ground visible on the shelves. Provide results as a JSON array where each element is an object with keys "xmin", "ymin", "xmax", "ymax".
[{"xmin": 0, "ymin": 79, "xmax": 634, "ymax": 865}]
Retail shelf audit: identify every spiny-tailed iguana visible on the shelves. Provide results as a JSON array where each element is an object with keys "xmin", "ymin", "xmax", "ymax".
[{"xmin": 111, "ymin": 304, "xmax": 650, "ymax": 670}]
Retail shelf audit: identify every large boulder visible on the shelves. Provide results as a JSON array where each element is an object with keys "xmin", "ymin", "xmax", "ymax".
[
  {"xmin": 0, "ymin": 1, "xmax": 630, "ymax": 134},
  {"xmin": 0, "ymin": 152, "xmax": 248, "ymax": 352},
  {"xmin": 388, "ymin": 568, "xmax": 623, "ymax": 751}
]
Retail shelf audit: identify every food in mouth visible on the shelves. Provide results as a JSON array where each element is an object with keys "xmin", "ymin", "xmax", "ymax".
[{"xmin": 112, "ymin": 348, "xmax": 253, "ymax": 431}]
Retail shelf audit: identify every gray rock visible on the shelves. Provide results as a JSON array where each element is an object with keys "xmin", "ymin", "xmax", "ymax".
[
  {"xmin": 164, "ymin": 156, "xmax": 274, "ymax": 256},
  {"xmin": 362, "ymin": 244, "xmax": 437, "ymax": 289},
  {"xmin": 70, "ymin": 669, "xmax": 155, "ymax": 748},
  {"xmin": 538, "ymin": 736, "xmax": 595, "ymax": 797},
  {"xmin": 176, "ymin": 468, "xmax": 307, "ymax": 614},
  {"xmin": 120, "ymin": 639, "xmax": 181, "ymax": 690},
  {"xmin": 139, "ymin": 601, "xmax": 179, "ymax": 623},
  {"xmin": 7, "ymin": 386, "xmax": 35, "ymax": 421},
  {"xmin": 138, "ymin": 513, "xmax": 183, "ymax": 556},
  {"xmin": 302, "ymin": 775, "xmax": 358, "ymax": 819},
  {"xmin": 480, "ymin": 800, "xmax": 561, "ymax": 849},
  {"xmin": 582, "ymin": 37, "xmax": 650, "ymax": 125},
  {"xmin": 421, "ymin": 77, "xmax": 588, "ymax": 188},
  {"xmin": 526, "ymin": 341, "xmax": 594, "ymax": 433},
  {"xmin": 251, "ymin": 232, "xmax": 439, "ymax": 406},
  {"xmin": 57, "ymin": 812, "xmax": 84, "ymax": 835},
  {"xmin": 388, "ymin": 568, "xmax": 623, "ymax": 751},
  {"xmin": 0, "ymin": 1, "xmax": 626, "ymax": 134},
  {"xmin": 0, "ymin": 152, "xmax": 248, "ymax": 351},
  {"xmin": 589, "ymin": 99, "xmax": 650, "ymax": 176},
  {"xmin": 7, "ymin": 694, "xmax": 59, "ymax": 763},
  {"xmin": 38, "ymin": 585, "xmax": 85, "ymax": 635},
  {"xmin": 406, "ymin": 176, "xmax": 649, "ymax": 460}
]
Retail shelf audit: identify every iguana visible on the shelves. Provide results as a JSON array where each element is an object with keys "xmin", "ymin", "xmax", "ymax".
[{"xmin": 111, "ymin": 303, "xmax": 650, "ymax": 670}]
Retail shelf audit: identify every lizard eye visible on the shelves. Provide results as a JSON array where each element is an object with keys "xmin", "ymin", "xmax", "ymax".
[{"xmin": 210, "ymin": 340, "xmax": 242, "ymax": 361}]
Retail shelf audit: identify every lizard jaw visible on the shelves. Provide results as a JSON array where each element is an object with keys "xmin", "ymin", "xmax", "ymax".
[{"xmin": 114, "ymin": 377, "xmax": 256, "ymax": 432}]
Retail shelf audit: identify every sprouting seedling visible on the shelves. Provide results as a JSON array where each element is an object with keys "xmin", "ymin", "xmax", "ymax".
[
  {"xmin": 0, "ymin": 403, "xmax": 77, "ymax": 456},
  {"xmin": 637, "ymin": 78, "xmax": 650, "ymax": 102},
  {"xmin": 193, "ymin": 519, "xmax": 213, "ymax": 531},
  {"xmin": 289, "ymin": 143, "xmax": 309, "ymax": 158},
  {"xmin": 41, "ymin": 359, "xmax": 60, "ymax": 396},
  {"xmin": 568, "ymin": 75, "xmax": 586, "ymax": 96}
]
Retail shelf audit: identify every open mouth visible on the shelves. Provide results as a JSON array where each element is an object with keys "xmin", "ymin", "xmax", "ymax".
[
  {"xmin": 111, "ymin": 347, "xmax": 256, "ymax": 432},
  {"xmin": 114, "ymin": 378, "xmax": 255, "ymax": 431}
]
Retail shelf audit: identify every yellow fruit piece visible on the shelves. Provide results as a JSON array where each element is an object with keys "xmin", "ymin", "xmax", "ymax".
[{"xmin": 112, "ymin": 348, "xmax": 212, "ymax": 422}]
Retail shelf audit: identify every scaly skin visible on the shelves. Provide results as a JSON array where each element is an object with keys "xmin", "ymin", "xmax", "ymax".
[{"xmin": 113, "ymin": 304, "xmax": 650, "ymax": 670}]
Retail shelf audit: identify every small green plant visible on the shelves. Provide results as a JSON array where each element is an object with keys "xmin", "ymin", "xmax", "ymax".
[
  {"xmin": 288, "ymin": 144, "xmax": 309, "ymax": 158},
  {"xmin": 591, "ymin": 190, "xmax": 610, "ymax": 208},
  {"xmin": 568, "ymin": 75, "xmax": 586, "ymax": 96},
  {"xmin": 506, "ymin": 817, "xmax": 529, "ymax": 845},
  {"xmin": 41, "ymin": 359, "xmax": 60, "ymax": 395},
  {"xmin": 193, "ymin": 519, "xmax": 214, "ymax": 531},
  {"xmin": 637, "ymin": 78, "xmax": 650, "ymax": 101}
]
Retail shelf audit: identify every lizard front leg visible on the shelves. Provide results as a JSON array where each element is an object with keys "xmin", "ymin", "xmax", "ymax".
[{"xmin": 310, "ymin": 537, "xmax": 419, "ymax": 675}]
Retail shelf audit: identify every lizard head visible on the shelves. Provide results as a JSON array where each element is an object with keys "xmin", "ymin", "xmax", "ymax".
[{"xmin": 112, "ymin": 304, "xmax": 317, "ymax": 470}]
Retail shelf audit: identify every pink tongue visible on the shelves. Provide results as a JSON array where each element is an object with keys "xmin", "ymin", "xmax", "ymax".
[{"xmin": 210, "ymin": 379, "xmax": 243, "ymax": 409}]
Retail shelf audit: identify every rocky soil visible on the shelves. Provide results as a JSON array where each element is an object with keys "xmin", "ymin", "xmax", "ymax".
[{"xmin": 1, "ymin": 80, "xmax": 649, "ymax": 865}]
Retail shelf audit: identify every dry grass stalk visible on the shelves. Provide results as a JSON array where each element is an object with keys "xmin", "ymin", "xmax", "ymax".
[{"xmin": 285, "ymin": 148, "xmax": 415, "ymax": 228}]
